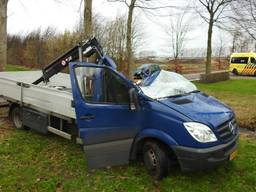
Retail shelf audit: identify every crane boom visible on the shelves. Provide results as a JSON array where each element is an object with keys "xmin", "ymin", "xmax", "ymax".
[{"xmin": 33, "ymin": 37, "xmax": 103, "ymax": 85}]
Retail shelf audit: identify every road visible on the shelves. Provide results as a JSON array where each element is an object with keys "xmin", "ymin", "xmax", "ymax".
[
  {"xmin": 183, "ymin": 70, "xmax": 228, "ymax": 81},
  {"xmin": 184, "ymin": 72, "xmax": 256, "ymax": 81},
  {"xmin": 229, "ymin": 74, "xmax": 256, "ymax": 79},
  {"xmin": 183, "ymin": 73, "xmax": 202, "ymax": 81}
]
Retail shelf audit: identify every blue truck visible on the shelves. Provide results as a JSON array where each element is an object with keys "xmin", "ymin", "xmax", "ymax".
[{"xmin": 0, "ymin": 38, "xmax": 238, "ymax": 180}]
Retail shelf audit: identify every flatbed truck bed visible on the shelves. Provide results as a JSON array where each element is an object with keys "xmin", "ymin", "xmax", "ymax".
[
  {"xmin": 0, "ymin": 37, "xmax": 108, "ymax": 146},
  {"xmin": 0, "ymin": 71, "xmax": 75, "ymax": 119},
  {"xmin": 0, "ymin": 71, "xmax": 81, "ymax": 143}
]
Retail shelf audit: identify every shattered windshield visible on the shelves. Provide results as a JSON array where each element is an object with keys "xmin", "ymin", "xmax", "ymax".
[{"xmin": 139, "ymin": 70, "xmax": 198, "ymax": 99}]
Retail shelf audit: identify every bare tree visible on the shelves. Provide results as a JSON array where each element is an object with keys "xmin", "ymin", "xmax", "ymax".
[
  {"xmin": 84, "ymin": 0, "xmax": 93, "ymax": 39},
  {"xmin": 195, "ymin": 0, "xmax": 232, "ymax": 75},
  {"xmin": 230, "ymin": 31, "xmax": 254, "ymax": 52},
  {"xmin": 57, "ymin": 0, "xmax": 93, "ymax": 39},
  {"xmin": 230, "ymin": 0, "xmax": 256, "ymax": 40},
  {"xmin": 103, "ymin": 16, "xmax": 127, "ymax": 71},
  {"xmin": 108, "ymin": 0, "xmax": 175, "ymax": 78},
  {"xmin": 91, "ymin": 13, "xmax": 143, "ymax": 73},
  {"xmin": 164, "ymin": 10, "xmax": 191, "ymax": 60},
  {"xmin": 107, "ymin": 0, "xmax": 136, "ymax": 77},
  {"xmin": 228, "ymin": 29, "xmax": 252, "ymax": 53},
  {"xmin": 213, "ymin": 32, "xmax": 225, "ymax": 69},
  {"xmin": 0, "ymin": 0, "xmax": 8, "ymax": 71},
  {"xmin": 230, "ymin": 29, "xmax": 240, "ymax": 53}
]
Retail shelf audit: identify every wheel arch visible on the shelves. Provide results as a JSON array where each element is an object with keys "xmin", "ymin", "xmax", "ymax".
[
  {"xmin": 130, "ymin": 129, "xmax": 178, "ymax": 161},
  {"xmin": 232, "ymin": 68, "xmax": 238, "ymax": 75}
]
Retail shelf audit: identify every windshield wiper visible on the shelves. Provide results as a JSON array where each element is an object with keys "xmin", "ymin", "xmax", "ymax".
[
  {"xmin": 157, "ymin": 93, "xmax": 188, "ymax": 100},
  {"xmin": 188, "ymin": 90, "xmax": 200, "ymax": 94},
  {"xmin": 157, "ymin": 90, "xmax": 200, "ymax": 100}
]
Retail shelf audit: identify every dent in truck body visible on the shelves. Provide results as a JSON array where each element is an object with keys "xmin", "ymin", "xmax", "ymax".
[{"xmin": 173, "ymin": 134, "xmax": 238, "ymax": 171}]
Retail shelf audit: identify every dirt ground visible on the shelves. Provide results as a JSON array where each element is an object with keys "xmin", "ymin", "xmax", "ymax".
[
  {"xmin": 0, "ymin": 104, "xmax": 11, "ymax": 138},
  {"xmin": 239, "ymin": 127, "xmax": 256, "ymax": 139},
  {"xmin": 0, "ymin": 118, "xmax": 13, "ymax": 140}
]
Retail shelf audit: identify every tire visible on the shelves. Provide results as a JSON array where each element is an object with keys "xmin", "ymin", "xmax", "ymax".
[
  {"xmin": 143, "ymin": 141, "xmax": 169, "ymax": 180},
  {"xmin": 232, "ymin": 69, "xmax": 238, "ymax": 75},
  {"xmin": 11, "ymin": 107, "xmax": 24, "ymax": 129}
]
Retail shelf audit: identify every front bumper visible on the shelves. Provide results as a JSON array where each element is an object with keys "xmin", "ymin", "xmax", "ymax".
[{"xmin": 173, "ymin": 134, "xmax": 239, "ymax": 171}]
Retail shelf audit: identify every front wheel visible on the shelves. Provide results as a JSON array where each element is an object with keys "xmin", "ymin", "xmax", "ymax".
[
  {"xmin": 143, "ymin": 141, "xmax": 170, "ymax": 180},
  {"xmin": 10, "ymin": 107, "xmax": 24, "ymax": 129}
]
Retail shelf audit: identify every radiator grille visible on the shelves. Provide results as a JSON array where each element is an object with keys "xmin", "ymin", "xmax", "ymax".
[{"xmin": 217, "ymin": 118, "xmax": 237, "ymax": 142}]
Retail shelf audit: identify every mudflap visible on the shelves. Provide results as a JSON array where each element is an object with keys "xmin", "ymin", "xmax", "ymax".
[{"xmin": 83, "ymin": 138, "xmax": 133, "ymax": 169}]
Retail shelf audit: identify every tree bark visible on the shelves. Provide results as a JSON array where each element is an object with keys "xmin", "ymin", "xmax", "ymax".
[
  {"xmin": 0, "ymin": 0, "xmax": 8, "ymax": 71},
  {"xmin": 84, "ymin": 0, "xmax": 93, "ymax": 40},
  {"xmin": 206, "ymin": 15, "xmax": 213, "ymax": 75},
  {"xmin": 126, "ymin": 0, "xmax": 136, "ymax": 79}
]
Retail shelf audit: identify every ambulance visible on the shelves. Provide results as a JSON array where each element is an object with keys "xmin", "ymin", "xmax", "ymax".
[{"xmin": 229, "ymin": 52, "xmax": 256, "ymax": 75}]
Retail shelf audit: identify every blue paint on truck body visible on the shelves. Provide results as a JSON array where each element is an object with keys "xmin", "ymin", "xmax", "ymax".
[{"xmin": 69, "ymin": 59, "xmax": 238, "ymax": 171}]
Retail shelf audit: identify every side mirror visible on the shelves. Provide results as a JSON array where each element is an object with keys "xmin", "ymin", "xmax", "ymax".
[{"xmin": 129, "ymin": 88, "xmax": 140, "ymax": 111}]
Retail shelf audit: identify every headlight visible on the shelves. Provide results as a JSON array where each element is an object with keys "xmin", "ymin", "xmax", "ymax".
[{"xmin": 183, "ymin": 122, "xmax": 217, "ymax": 143}]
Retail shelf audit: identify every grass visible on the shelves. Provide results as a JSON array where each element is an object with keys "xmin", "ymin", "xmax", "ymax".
[
  {"xmin": 196, "ymin": 79, "xmax": 256, "ymax": 131},
  {"xmin": 5, "ymin": 64, "xmax": 30, "ymax": 71},
  {"xmin": 0, "ymin": 125, "xmax": 255, "ymax": 192},
  {"xmin": 196, "ymin": 79, "xmax": 256, "ymax": 95},
  {"xmin": 0, "ymin": 66, "xmax": 255, "ymax": 191}
]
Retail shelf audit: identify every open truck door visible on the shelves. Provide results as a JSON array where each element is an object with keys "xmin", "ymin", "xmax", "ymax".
[{"xmin": 70, "ymin": 63, "xmax": 141, "ymax": 169}]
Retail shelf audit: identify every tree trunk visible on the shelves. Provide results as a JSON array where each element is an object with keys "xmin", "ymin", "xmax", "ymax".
[
  {"xmin": 0, "ymin": 0, "xmax": 8, "ymax": 71},
  {"xmin": 126, "ymin": 0, "xmax": 136, "ymax": 79},
  {"xmin": 206, "ymin": 15, "xmax": 214, "ymax": 75},
  {"xmin": 231, "ymin": 34, "xmax": 236, "ymax": 53},
  {"xmin": 84, "ymin": 0, "xmax": 93, "ymax": 40}
]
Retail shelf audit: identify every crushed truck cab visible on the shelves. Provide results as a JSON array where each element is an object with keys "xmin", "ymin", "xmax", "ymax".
[
  {"xmin": 70, "ymin": 64, "xmax": 238, "ymax": 175},
  {"xmin": 0, "ymin": 38, "xmax": 238, "ymax": 180}
]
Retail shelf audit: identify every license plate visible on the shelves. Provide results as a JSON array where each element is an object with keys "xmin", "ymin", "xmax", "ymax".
[{"xmin": 229, "ymin": 150, "xmax": 238, "ymax": 161}]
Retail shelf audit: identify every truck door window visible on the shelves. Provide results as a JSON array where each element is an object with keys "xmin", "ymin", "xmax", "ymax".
[{"xmin": 75, "ymin": 66, "xmax": 130, "ymax": 104}]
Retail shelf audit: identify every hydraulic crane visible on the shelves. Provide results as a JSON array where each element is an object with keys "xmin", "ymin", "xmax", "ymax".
[{"xmin": 33, "ymin": 37, "xmax": 106, "ymax": 85}]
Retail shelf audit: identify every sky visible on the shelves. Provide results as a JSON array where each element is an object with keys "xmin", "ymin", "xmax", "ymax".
[{"xmin": 7, "ymin": 0, "xmax": 232, "ymax": 56}]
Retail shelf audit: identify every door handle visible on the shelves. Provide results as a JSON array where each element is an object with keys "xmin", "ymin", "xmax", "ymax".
[{"xmin": 80, "ymin": 114, "xmax": 95, "ymax": 120}]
